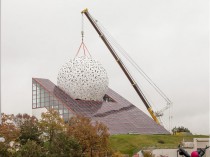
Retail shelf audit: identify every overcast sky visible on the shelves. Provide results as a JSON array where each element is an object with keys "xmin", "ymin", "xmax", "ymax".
[{"xmin": 1, "ymin": 0, "xmax": 209, "ymax": 135}]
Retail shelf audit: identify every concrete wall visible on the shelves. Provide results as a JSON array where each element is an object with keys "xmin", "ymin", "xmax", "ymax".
[
  {"xmin": 193, "ymin": 138, "xmax": 209, "ymax": 157},
  {"xmin": 152, "ymin": 138, "xmax": 210, "ymax": 157},
  {"xmin": 32, "ymin": 107, "xmax": 48, "ymax": 119},
  {"xmin": 137, "ymin": 138, "xmax": 209, "ymax": 157},
  {"xmin": 152, "ymin": 149, "xmax": 193, "ymax": 157}
]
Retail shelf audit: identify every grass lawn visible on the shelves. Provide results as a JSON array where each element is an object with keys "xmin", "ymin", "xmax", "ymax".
[{"xmin": 109, "ymin": 134, "xmax": 209, "ymax": 156}]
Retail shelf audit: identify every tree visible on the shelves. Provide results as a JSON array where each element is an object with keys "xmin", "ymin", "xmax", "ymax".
[
  {"xmin": 49, "ymin": 132, "xmax": 82, "ymax": 157},
  {"xmin": 1, "ymin": 111, "xmax": 112, "ymax": 156},
  {"xmin": 14, "ymin": 114, "xmax": 42, "ymax": 145},
  {"xmin": 0, "ymin": 113, "xmax": 20, "ymax": 142},
  {"xmin": 172, "ymin": 126, "xmax": 191, "ymax": 135},
  {"xmin": 0, "ymin": 113, "xmax": 20, "ymax": 157},
  {"xmin": 38, "ymin": 109, "xmax": 66, "ymax": 151},
  {"xmin": 67, "ymin": 115, "xmax": 110, "ymax": 157},
  {"xmin": 142, "ymin": 151, "xmax": 155, "ymax": 157},
  {"xmin": 109, "ymin": 151, "xmax": 124, "ymax": 157},
  {"xmin": 16, "ymin": 140, "xmax": 46, "ymax": 157},
  {"xmin": 0, "ymin": 142, "xmax": 10, "ymax": 157}
]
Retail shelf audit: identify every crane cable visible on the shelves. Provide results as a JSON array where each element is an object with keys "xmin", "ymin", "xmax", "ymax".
[
  {"xmin": 96, "ymin": 21, "xmax": 173, "ymax": 127},
  {"xmin": 96, "ymin": 20, "xmax": 171, "ymax": 104},
  {"xmin": 75, "ymin": 14, "xmax": 91, "ymax": 58},
  {"xmin": 81, "ymin": 13, "xmax": 84, "ymax": 41},
  {"xmin": 90, "ymin": 16, "xmax": 172, "ymax": 129}
]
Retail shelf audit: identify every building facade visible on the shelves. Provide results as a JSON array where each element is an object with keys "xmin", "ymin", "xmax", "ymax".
[{"xmin": 32, "ymin": 78, "xmax": 169, "ymax": 135}]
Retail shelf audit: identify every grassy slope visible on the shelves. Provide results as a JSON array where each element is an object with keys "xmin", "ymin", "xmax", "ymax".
[{"xmin": 110, "ymin": 134, "xmax": 209, "ymax": 156}]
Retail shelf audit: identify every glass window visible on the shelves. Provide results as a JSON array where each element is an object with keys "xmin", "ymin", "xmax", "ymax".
[
  {"xmin": 45, "ymin": 92, "xmax": 49, "ymax": 98},
  {"xmin": 44, "ymin": 101, "xmax": 49, "ymax": 107},
  {"xmin": 53, "ymin": 105, "xmax": 58, "ymax": 110},
  {"xmin": 37, "ymin": 86, "xmax": 40, "ymax": 95},
  {"xmin": 41, "ymin": 98, "xmax": 45, "ymax": 103},
  {"xmin": 32, "ymin": 89, "xmax": 36, "ymax": 93},
  {"xmin": 37, "ymin": 97, "xmax": 40, "ymax": 102},
  {"xmin": 44, "ymin": 97, "xmax": 49, "ymax": 102},
  {"xmin": 49, "ymin": 101, "xmax": 54, "ymax": 107},
  {"xmin": 37, "ymin": 93, "xmax": 40, "ymax": 99},
  {"xmin": 33, "ymin": 103, "xmax": 36, "ymax": 108},
  {"xmin": 37, "ymin": 101, "xmax": 40, "ymax": 108},
  {"xmin": 53, "ymin": 101, "xmax": 58, "ymax": 106},
  {"xmin": 33, "ymin": 84, "xmax": 36, "ymax": 90},
  {"xmin": 50, "ymin": 96, "xmax": 54, "ymax": 101},
  {"xmin": 59, "ymin": 109, "xmax": 63, "ymax": 115},
  {"xmin": 63, "ymin": 106, "xmax": 69, "ymax": 114},
  {"xmin": 63, "ymin": 114, "xmax": 69, "ymax": 121},
  {"xmin": 58, "ymin": 102, "xmax": 63, "ymax": 108},
  {"xmin": 36, "ymin": 84, "xmax": 40, "ymax": 89},
  {"xmin": 40, "ymin": 87, "xmax": 45, "ymax": 93},
  {"xmin": 32, "ymin": 99, "xmax": 36, "ymax": 103},
  {"xmin": 41, "ymin": 102, "xmax": 45, "ymax": 107},
  {"xmin": 32, "ymin": 93, "xmax": 37, "ymax": 97},
  {"xmin": 41, "ymin": 93, "xmax": 45, "ymax": 98},
  {"xmin": 58, "ymin": 104, "xmax": 64, "ymax": 115}
]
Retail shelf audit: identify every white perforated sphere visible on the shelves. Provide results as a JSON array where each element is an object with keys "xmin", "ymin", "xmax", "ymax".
[{"xmin": 57, "ymin": 56, "xmax": 109, "ymax": 101}]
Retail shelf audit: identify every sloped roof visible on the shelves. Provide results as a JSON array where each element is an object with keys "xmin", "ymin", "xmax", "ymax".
[{"xmin": 33, "ymin": 78, "xmax": 169, "ymax": 134}]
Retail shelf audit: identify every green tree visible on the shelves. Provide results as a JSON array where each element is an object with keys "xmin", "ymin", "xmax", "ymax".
[
  {"xmin": 16, "ymin": 140, "xmax": 46, "ymax": 157},
  {"xmin": 142, "ymin": 151, "xmax": 155, "ymax": 157},
  {"xmin": 49, "ymin": 132, "xmax": 82, "ymax": 157},
  {"xmin": 38, "ymin": 109, "xmax": 66, "ymax": 151},
  {"xmin": 14, "ymin": 114, "xmax": 42, "ymax": 145},
  {"xmin": 0, "ymin": 142, "xmax": 10, "ymax": 157},
  {"xmin": 172, "ymin": 126, "xmax": 191, "ymax": 134}
]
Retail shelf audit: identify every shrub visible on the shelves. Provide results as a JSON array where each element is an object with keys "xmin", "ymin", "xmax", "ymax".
[
  {"xmin": 142, "ymin": 151, "xmax": 155, "ymax": 157},
  {"xmin": 157, "ymin": 139, "xmax": 165, "ymax": 144}
]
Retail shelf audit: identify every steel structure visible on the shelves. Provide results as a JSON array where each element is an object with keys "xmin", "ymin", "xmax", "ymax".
[{"xmin": 57, "ymin": 56, "xmax": 109, "ymax": 101}]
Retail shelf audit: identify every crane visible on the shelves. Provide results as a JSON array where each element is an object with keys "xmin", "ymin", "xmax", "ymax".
[{"xmin": 81, "ymin": 8, "xmax": 172, "ymax": 125}]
